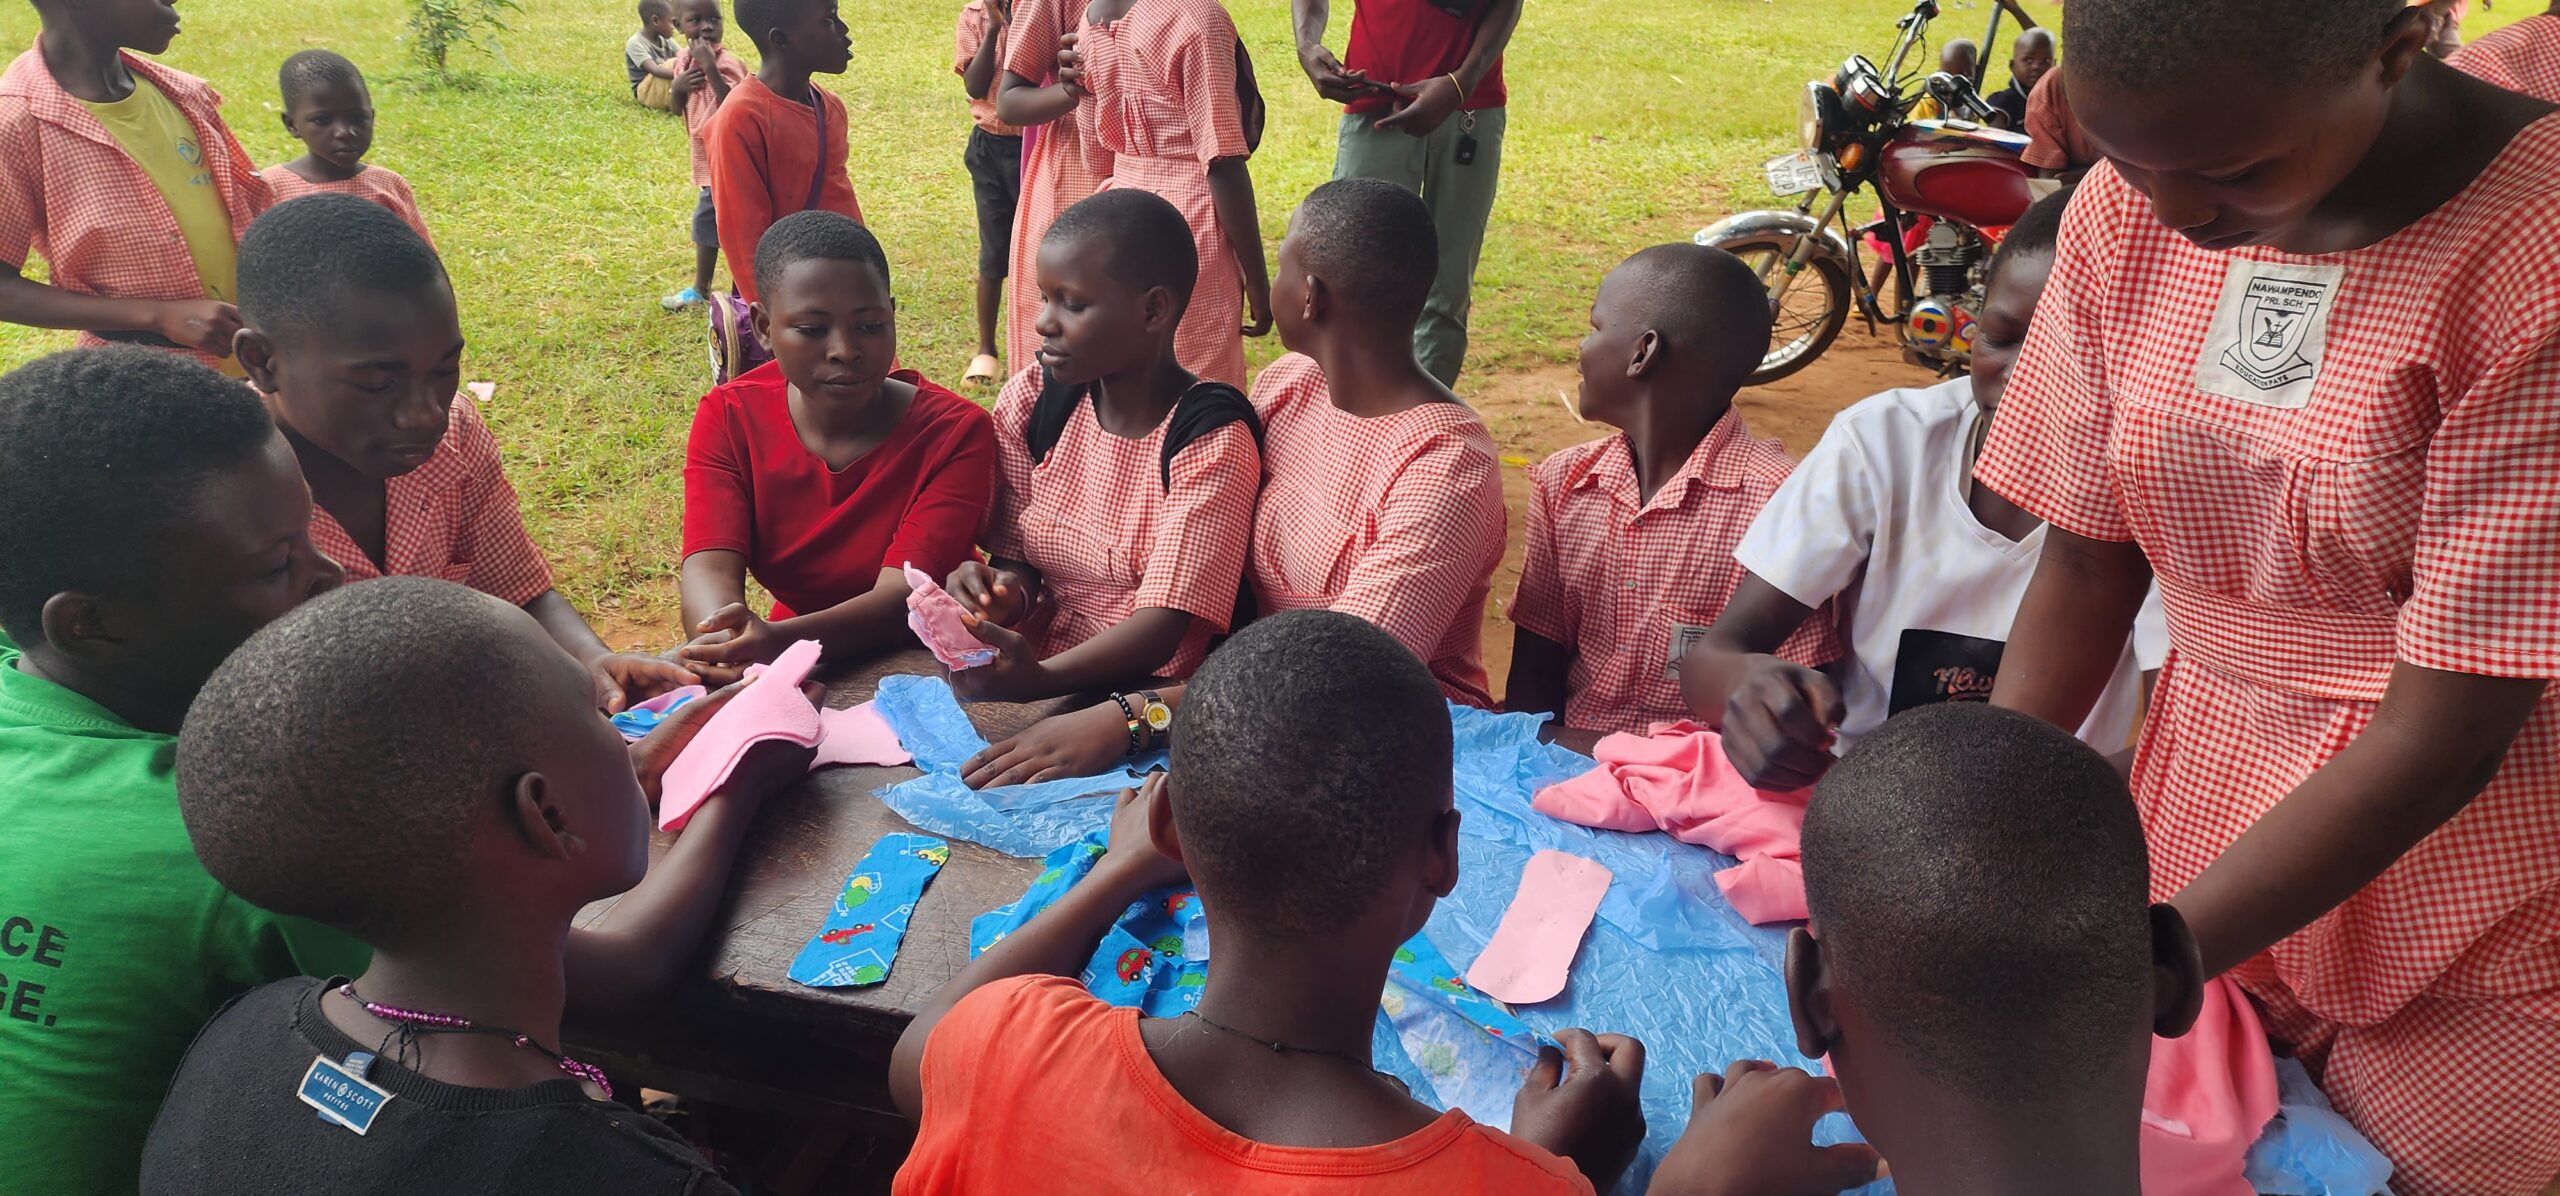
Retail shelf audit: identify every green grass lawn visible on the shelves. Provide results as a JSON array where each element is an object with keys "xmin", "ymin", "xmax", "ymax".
[{"xmin": 0, "ymin": 0, "xmax": 2529, "ymax": 634}]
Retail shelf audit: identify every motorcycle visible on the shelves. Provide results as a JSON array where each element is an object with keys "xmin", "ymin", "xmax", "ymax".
[{"xmin": 1699, "ymin": 0, "xmax": 2049, "ymax": 385}]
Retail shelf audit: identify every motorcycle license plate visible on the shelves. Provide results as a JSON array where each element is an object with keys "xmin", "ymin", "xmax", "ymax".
[{"xmin": 1764, "ymin": 151, "xmax": 1827, "ymax": 197}]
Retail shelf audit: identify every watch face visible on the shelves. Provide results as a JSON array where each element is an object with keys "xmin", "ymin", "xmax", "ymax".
[{"xmin": 1144, "ymin": 703, "xmax": 1174, "ymax": 731}]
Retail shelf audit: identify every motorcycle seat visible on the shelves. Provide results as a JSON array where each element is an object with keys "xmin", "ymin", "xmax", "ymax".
[{"xmin": 1907, "ymin": 118, "xmax": 2031, "ymax": 153}]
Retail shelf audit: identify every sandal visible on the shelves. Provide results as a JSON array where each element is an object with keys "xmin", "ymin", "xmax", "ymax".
[{"xmin": 963, "ymin": 353, "xmax": 1001, "ymax": 384}]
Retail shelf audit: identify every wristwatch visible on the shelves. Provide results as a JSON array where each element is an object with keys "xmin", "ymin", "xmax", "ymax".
[{"xmin": 1138, "ymin": 690, "xmax": 1174, "ymax": 750}]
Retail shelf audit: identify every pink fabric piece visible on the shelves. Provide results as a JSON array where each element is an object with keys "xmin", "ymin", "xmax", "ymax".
[
  {"xmin": 2140, "ymin": 977, "xmax": 2281, "ymax": 1196},
  {"xmin": 1466, "ymin": 851, "xmax": 1612, "ymax": 1005},
  {"xmin": 904, "ymin": 562, "xmax": 997, "ymax": 670},
  {"xmin": 657, "ymin": 639, "xmax": 826, "ymax": 830},
  {"xmin": 463, "ymin": 381, "xmax": 495, "ymax": 404},
  {"xmin": 812, "ymin": 701, "xmax": 911, "ymax": 769},
  {"xmin": 1531, "ymin": 721, "xmax": 1812, "ymax": 924}
]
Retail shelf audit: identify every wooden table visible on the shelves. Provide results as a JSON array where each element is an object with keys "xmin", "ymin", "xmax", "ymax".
[{"xmin": 565, "ymin": 648, "xmax": 1072, "ymax": 1137}]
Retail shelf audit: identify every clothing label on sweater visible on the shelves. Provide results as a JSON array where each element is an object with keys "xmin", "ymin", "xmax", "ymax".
[
  {"xmin": 1887, "ymin": 628, "xmax": 2005, "ymax": 716},
  {"xmin": 298, "ymin": 1054, "xmax": 393, "ymax": 1134},
  {"xmin": 2194, "ymin": 259, "xmax": 2342, "ymax": 410}
]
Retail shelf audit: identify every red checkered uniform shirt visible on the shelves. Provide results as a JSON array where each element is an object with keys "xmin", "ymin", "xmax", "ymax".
[
  {"xmin": 2452, "ymin": 13, "xmax": 2560, "ymax": 103},
  {"xmin": 1249, "ymin": 354, "xmax": 1506, "ymax": 707},
  {"xmin": 1977, "ymin": 136, "xmax": 2560, "ymax": 1195},
  {"xmin": 0, "ymin": 46, "xmax": 269, "ymax": 363},
  {"xmin": 308, "ymin": 394, "xmax": 555, "ymax": 607},
  {"xmin": 1512, "ymin": 414, "xmax": 1842, "ymax": 736},
  {"xmin": 983, "ymin": 367, "xmax": 1259, "ymax": 680}
]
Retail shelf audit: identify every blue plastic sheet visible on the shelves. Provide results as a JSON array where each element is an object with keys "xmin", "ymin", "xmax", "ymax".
[
  {"xmin": 868, "ymin": 675, "xmax": 1165, "ymax": 857},
  {"xmin": 881, "ymin": 677, "xmax": 2387, "ymax": 1195}
]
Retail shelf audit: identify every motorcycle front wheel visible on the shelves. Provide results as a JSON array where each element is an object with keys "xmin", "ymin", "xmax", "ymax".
[{"xmin": 1724, "ymin": 235, "xmax": 1851, "ymax": 386}]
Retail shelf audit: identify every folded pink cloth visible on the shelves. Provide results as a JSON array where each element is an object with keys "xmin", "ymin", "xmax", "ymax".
[
  {"xmin": 905, "ymin": 562, "xmax": 996, "ymax": 671},
  {"xmin": 1532, "ymin": 721, "xmax": 1811, "ymax": 924},
  {"xmin": 2141, "ymin": 977, "xmax": 2280, "ymax": 1195},
  {"xmin": 812, "ymin": 701, "xmax": 910, "ymax": 769},
  {"xmin": 657, "ymin": 639, "xmax": 827, "ymax": 830}
]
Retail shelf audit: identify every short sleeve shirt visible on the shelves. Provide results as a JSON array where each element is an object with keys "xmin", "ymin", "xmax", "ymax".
[
  {"xmin": 2450, "ymin": 13, "xmax": 2560, "ymax": 103},
  {"xmin": 1249, "ymin": 354, "xmax": 1507, "ymax": 707},
  {"xmin": 954, "ymin": 2, "xmax": 1019, "ymax": 136},
  {"xmin": 674, "ymin": 44, "xmax": 750, "ymax": 188},
  {"xmin": 626, "ymin": 30, "xmax": 679, "ymax": 86},
  {"xmin": 0, "ymin": 651, "xmax": 369, "ymax": 1195},
  {"xmin": 1340, "ymin": 0, "xmax": 1509, "ymax": 115},
  {"xmin": 2021, "ymin": 67, "xmax": 2096, "ymax": 173},
  {"xmin": 984, "ymin": 367, "xmax": 1260, "ymax": 679},
  {"xmin": 307, "ymin": 393, "xmax": 556, "ymax": 606},
  {"xmin": 261, "ymin": 163, "xmax": 435, "ymax": 248},
  {"xmin": 682, "ymin": 363, "xmax": 996, "ymax": 621},
  {"xmin": 1974, "ymin": 129, "xmax": 2560, "ymax": 1024},
  {"xmin": 1511, "ymin": 416, "xmax": 1843, "ymax": 736},
  {"xmin": 896, "ymin": 975, "xmax": 1593, "ymax": 1195}
]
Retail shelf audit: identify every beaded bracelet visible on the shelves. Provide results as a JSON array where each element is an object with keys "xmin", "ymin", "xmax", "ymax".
[{"xmin": 1111, "ymin": 692, "xmax": 1144, "ymax": 758}]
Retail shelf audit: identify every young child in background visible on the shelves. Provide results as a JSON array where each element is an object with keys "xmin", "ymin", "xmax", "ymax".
[
  {"xmin": 678, "ymin": 212, "xmax": 996, "ymax": 682},
  {"xmin": 890, "ymin": 611, "xmax": 1640, "ymax": 1194},
  {"xmin": 260, "ymin": 51, "xmax": 435, "ymax": 248},
  {"xmin": 1684, "ymin": 189, "xmax": 2166, "ymax": 792},
  {"xmin": 708, "ymin": 0, "xmax": 862, "ymax": 307},
  {"xmin": 958, "ymin": 178, "xmax": 1504, "ymax": 789},
  {"xmin": 661, "ymin": 0, "xmax": 747, "ymax": 311},
  {"xmin": 1986, "ymin": 28, "xmax": 2055, "ymax": 129},
  {"xmin": 991, "ymin": 0, "xmax": 1112, "ymax": 379},
  {"xmin": 0, "ymin": 0, "xmax": 272, "ymax": 372},
  {"xmin": 955, "ymin": 0, "xmax": 1022, "ymax": 384},
  {"xmin": 1765, "ymin": 701, "xmax": 2204, "ymax": 1196},
  {"xmin": 627, "ymin": 0, "xmax": 682, "ymax": 110},
  {"xmin": 0, "ymin": 349, "xmax": 365, "ymax": 1196},
  {"xmin": 946, "ymin": 190, "xmax": 1261, "ymax": 705},
  {"xmin": 1506, "ymin": 244, "xmax": 1840, "ymax": 741},
  {"xmin": 231, "ymin": 195, "xmax": 693, "ymax": 713},
  {"xmin": 140, "ymin": 578, "xmax": 816, "ymax": 1193},
  {"xmin": 1054, "ymin": 0, "xmax": 1272, "ymax": 386}
]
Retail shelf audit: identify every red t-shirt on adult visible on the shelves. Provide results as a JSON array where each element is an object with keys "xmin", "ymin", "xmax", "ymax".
[
  {"xmin": 682, "ymin": 363, "xmax": 996, "ymax": 620},
  {"xmin": 1341, "ymin": 0, "xmax": 1508, "ymax": 115}
]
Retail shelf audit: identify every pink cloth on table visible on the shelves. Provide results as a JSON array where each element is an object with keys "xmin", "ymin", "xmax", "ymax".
[
  {"xmin": 2140, "ymin": 977, "xmax": 2280, "ymax": 1195},
  {"xmin": 657, "ymin": 639, "xmax": 827, "ymax": 830},
  {"xmin": 904, "ymin": 562, "xmax": 996, "ymax": 670},
  {"xmin": 1466, "ymin": 851, "xmax": 1611, "ymax": 1005},
  {"xmin": 812, "ymin": 701, "xmax": 911, "ymax": 769},
  {"xmin": 1531, "ymin": 721, "xmax": 1812, "ymax": 924}
]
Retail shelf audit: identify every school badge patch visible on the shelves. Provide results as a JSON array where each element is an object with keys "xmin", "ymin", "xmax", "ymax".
[{"xmin": 2193, "ymin": 258, "xmax": 2343, "ymax": 409}]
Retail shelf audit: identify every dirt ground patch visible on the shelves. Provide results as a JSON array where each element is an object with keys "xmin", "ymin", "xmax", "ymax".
[{"xmin": 1472, "ymin": 327, "xmax": 1933, "ymax": 688}]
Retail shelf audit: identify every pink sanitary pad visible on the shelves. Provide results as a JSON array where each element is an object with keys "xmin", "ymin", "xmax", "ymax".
[
  {"xmin": 1532, "ymin": 721, "xmax": 1812, "ymax": 924},
  {"xmin": 812, "ymin": 701, "xmax": 911, "ymax": 769},
  {"xmin": 905, "ymin": 562, "xmax": 996, "ymax": 671},
  {"xmin": 2141, "ymin": 977, "xmax": 2281, "ymax": 1195},
  {"xmin": 657, "ymin": 639, "xmax": 827, "ymax": 830},
  {"xmin": 1466, "ymin": 851, "xmax": 1612, "ymax": 1005}
]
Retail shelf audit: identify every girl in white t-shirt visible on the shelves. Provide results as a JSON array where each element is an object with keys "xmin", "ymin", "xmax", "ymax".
[{"xmin": 1681, "ymin": 188, "xmax": 2166, "ymax": 789}]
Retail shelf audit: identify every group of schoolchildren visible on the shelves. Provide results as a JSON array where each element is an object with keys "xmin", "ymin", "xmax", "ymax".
[{"xmin": 0, "ymin": 0, "xmax": 2248, "ymax": 1191}]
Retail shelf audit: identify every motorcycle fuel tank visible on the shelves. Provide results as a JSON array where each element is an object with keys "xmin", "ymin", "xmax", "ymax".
[{"xmin": 1877, "ymin": 120, "xmax": 2036, "ymax": 229}]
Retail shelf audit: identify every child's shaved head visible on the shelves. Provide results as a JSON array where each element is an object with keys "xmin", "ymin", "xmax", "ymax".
[
  {"xmin": 1044, "ymin": 189, "xmax": 1200, "ymax": 315},
  {"xmin": 638, "ymin": 0, "xmax": 673, "ymax": 20},
  {"xmin": 1170, "ymin": 611, "xmax": 1451, "ymax": 940},
  {"xmin": 178, "ymin": 579, "xmax": 616, "ymax": 943},
  {"xmin": 0, "ymin": 350, "xmax": 279, "ymax": 644},
  {"xmin": 1291, "ymin": 178, "xmax": 1437, "ymax": 323},
  {"xmin": 277, "ymin": 49, "xmax": 363, "ymax": 110},
  {"xmin": 1802, "ymin": 703, "xmax": 2154, "ymax": 1106},
  {"xmin": 1603, "ymin": 243, "xmax": 1774, "ymax": 394},
  {"xmin": 2067, "ymin": 0, "xmax": 2405, "ymax": 93},
  {"xmin": 755, "ymin": 209, "xmax": 890, "ymax": 304},
  {"xmin": 237, "ymin": 194, "xmax": 447, "ymax": 346}
]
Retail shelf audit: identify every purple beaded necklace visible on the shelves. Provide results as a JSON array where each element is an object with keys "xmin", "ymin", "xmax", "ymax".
[{"xmin": 336, "ymin": 982, "xmax": 613, "ymax": 1099}]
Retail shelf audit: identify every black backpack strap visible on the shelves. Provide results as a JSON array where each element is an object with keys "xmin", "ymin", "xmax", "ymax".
[
  {"xmin": 1025, "ymin": 360, "xmax": 1088, "ymax": 466},
  {"xmin": 1159, "ymin": 381, "xmax": 1262, "ymax": 491}
]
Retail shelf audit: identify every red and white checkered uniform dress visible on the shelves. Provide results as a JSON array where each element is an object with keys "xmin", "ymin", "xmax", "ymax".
[
  {"xmin": 1073, "ymin": 0, "xmax": 1251, "ymax": 386},
  {"xmin": 2452, "ymin": 13, "xmax": 2560, "ymax": 103},
  {"xmin": 0, "ymin": 46, "xmax": 270, "ymax": 366},
  {"xmin": 1512, "ymin": 415, "xmax": 1843, "ymax": 736},
  {"xmin": 1976, "ymin": 133, "xmax": 2560, "ymax": 1196},
  {"xmin": 1249, "ymin": 353, "xmax": 1506, "ymax": 707},
  {"xmin": 983, "ymin": 367, "xmax": 1259, "ymax": 680},
  {"xmin": 1002, "ymin": 0, "xmax": 1112, "ymax": 375},
  {"xmin": 261, "ymin": 165, "xmax": 435, "ymax": 249},
  {"xmin": 308, "ymin": 394, "xmax": 556, "ymax": 607}
]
